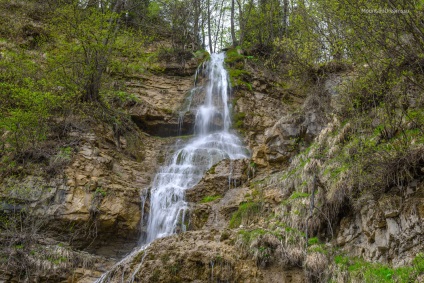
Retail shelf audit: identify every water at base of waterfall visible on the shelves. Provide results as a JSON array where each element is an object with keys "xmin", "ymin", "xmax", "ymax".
[{"xmin": 95, "ymin": 52, "xmax": 248, "ymax": 282}]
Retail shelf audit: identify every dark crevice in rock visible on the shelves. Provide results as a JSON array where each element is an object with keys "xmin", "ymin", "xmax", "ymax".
[{"xmin": 131, "ymin": 113, "xmax": 195, "ymax": 137}]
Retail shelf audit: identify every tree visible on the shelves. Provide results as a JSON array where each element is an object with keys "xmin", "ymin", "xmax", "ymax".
[
  {"xmin": 207, "ymin": 0, "xmax": 213, "ymax": 53},
  {"xmin": 50, "ymin": 0, "xmax": 126, "ymax": 103},
  {"xmin": 230, "ymin": 0, "xmax": 237, "ymax": 46}
]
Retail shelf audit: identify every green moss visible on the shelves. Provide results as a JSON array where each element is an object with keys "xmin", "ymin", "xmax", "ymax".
[
  {"xmin": 233, "ymin": 112, "xmax": 246, "ymax": 129},
  {"xmin": 162, "ymin": 108, "xmax": 173, "ymax": 114},
  {"xmin": 289, "ymin": 191, "xmax": 310, "ymax": 200},
  {"xmin": 227, "ymin": 68, "xmax": 252, "ymax": 89},
  {"xmin": 307, "ymin": 237, "xmax": 319, "ymax": 245},
  {"xmin": 200, "ymin": 195, "xmax": 221, "ymax": 203},
  {"xmin": 228, "ymin": 68, "xmax": 249, "ymax": 79},
  {"xmin": 208, "ymin": 163, "xmax": 218, "ymax": 174},
  {"xmin": 193, "ymin": 49, "xmax": 210, "ymax": 61},
  {"xmin": 225, "ymin": 47, "xmax": 245, "ymax": 64},
  {"xmin": 224, "ymin": 48, "xmax": 252, "ymax": 90}
]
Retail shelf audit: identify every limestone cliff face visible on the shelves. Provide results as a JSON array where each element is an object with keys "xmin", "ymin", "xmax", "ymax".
[
  {"xmin": 1, "ymin": 53, "xmax": 422, "ymax": 282},
  {"xmin": 0, "ymin": 58, "xmax": 199, "ymax": 281},
  {"xmin": 336, "ymin": 184, "xmax": 423, "ymax": 266},
  {"xmin": 233, "ymin": 67, "xmax": 332, "ymax": 168},
  {"xmin": 127, "ymin": 70, "xmax": 196, "ymax": 137}
]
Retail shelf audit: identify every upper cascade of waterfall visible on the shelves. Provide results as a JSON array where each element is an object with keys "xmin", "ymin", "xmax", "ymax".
[
  {"xmin": 195, "ymin": 52, "xmax": 231, "ymax": 135},
  {"xmin": 144, "ymin": 52, "xmax": 249, "ymax": 243}
]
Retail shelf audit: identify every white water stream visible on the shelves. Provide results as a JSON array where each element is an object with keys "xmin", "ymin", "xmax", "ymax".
[{"xmin": 96, "ymin": 53, "xmax": 248, "ymax": 282}]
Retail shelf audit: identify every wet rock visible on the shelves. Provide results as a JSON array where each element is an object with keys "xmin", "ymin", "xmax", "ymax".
[{"xmin": 186, "ymin": 159, "xmax": 248, "ymax": 203}]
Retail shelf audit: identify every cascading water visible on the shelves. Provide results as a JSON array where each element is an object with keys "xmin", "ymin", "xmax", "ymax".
[
  {"xmin": 96, "ymin": 53, "xmax": 248, "ymax": 282},
  {"xmin": 145, "ymin": 53, "xmax": 248, "ymax": 243}
]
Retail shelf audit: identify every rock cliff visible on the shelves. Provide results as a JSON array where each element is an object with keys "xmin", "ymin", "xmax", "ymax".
[{"xmin": 1, "ymin": 52, "xmax": 423, "ymax": 282}]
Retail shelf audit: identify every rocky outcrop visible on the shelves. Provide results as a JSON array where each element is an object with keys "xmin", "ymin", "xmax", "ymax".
[
  {"xmin": 234, "ymin": 67, "xmax": 332, "ymax": 168},
  {"xmin": 99, "ymin": 229, "xmax": 306, "ymax": 283},
  {"xmin": 126, "ymin": 72, "xmax": 196, "ymax": 136},
  {"xmin": 336, "ymin": 183, "xmax": 424, "ymax": 266},
  {"xmin": 0, "ymin": 55, "xmax": 198, "ymax": 280},
  {"xmin": 186, "ymin": 159, "xmax": 248, "ymax": 203},
  {"xmin": 186, "ymin": 159, "xmax": 249, "ymax": 230},
  {"xmin": 0, "ymin": 130, "xmax": 175, "ymax": 258}
]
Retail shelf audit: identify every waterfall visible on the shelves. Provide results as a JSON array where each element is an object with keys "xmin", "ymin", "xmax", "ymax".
[
  {"xmin": 145, "ymin": 53, "xmax": 247, "ymax": 243},
  {"xmin": 95, "ymin": 52, "xmax": 248, "ymax": 282}
]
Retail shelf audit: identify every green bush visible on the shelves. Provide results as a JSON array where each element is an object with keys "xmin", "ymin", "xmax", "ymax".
[{"xmin": 0, "ymin": 82, "xmax": 58, "ymax": 155}]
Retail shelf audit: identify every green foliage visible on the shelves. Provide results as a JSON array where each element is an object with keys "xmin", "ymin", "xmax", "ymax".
[
  {"xmin": 94, "ymin": 188, "xmax": 107, "ymax": 197},
  {"xmin": 103, "ymin": 90, "xmax": 140, "ymax": 108},
  {"xmin": 48, "ymin": 2, "xmax": 121, "ymax": 101},
  {"xmin": 238, "ymin": 228, "xmax": 267, "ymax": 243},
  {"xmin": 148, "ymin": 1, "xmax": 161, "ymax": 18},
  {"xmin": 333, "ymin": 254, "xmax": 424, "ymax": 282},
  {"xmin": 307, "ymin": 237, "xmax": 319, "ymax": 245},
  {"xmin": 289, "ymin": 191, "xmax": 310, "ymax": 200},
  {"xmin": 109, "ymin": 29, "xmax": 155, "ymax": 76},
  {"xmin": 200, "ymin": 195, "xmax": 221, "ymax": 203},
  {"xmin": 308, "ymin": 244, "xmax": 328, "ymax": 254},
  {"xmin": 225, "ymin": 48, "xmax": 245, "ymax": 64},
  {"xmin": 0, "ymin": 80, "xmax": 58, "ymax": 154},
  {"xmin": 233, "ymin": 112, "xmax": 246, "ymax": 129},
  {"xmin": 229, "ymin": 202, "xmax": 261, "ymax": 228}
]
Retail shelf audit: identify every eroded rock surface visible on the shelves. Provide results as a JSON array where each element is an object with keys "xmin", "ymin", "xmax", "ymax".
[
  {"xmin": 234, "ymin": 70, "xmax": 332, "ymax": 168},
  {"xmin": 0, "ymin": 131, "xmax": 175, "ymax": 258},
  {"xmin": 336, "ymin": 183, "xmax": 424, "ymax": 266},
  {"xmin": 100, "ymin": 230, "xmax": 306, "ymax": 283},
  {"xmin": 127, "ymin": 72, "xmax": 196, "ymax": 136}
]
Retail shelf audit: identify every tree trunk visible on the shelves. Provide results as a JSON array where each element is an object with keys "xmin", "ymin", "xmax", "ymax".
[
  {"xmin": 82, "ymin": 0, "xmax": 124, "ymax": 102},
  {"xmin": 230, "ymin": 0, "xmax": 237, "ymax": 46},
  {"xmin": 193, "ymin": 0, "xmax": 200, "ymax": 49},
  {"xmin": 201, "ymin": 6, "xmax": 206, "ymax": 49},
  {"xmin": 282, "ymin": 0, "xmax": 288, "ymax": 37},
  {"xmin": 213, "ymin": 0, "xmax": 225, "ymax": 52},
  {"xmin": 237, "ymin": 0, "xmax": 254, "ymax": 47},
  {"xmin": 207, "ymin": 0, "xmax": 213, "ymax": 53}
]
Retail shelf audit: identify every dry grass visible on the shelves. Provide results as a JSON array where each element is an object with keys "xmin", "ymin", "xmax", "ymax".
[
  {"xmin": 0, "ymin": 225, "xmax": 97, "ymax": 281},
  {"xmin": 236, "ymin": 228, "xmax": 306, "ymax": 269},
  {"xmin": 305, "ymin": 252, "xmax": 330, "ymax": 282}
]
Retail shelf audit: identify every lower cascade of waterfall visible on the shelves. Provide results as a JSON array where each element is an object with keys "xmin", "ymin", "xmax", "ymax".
[{"xmin": 95, "ymin": 52, "xmax": 248, "ymax": 282}]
